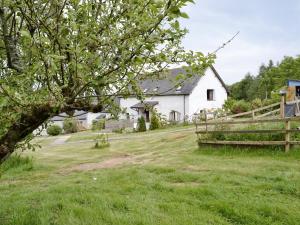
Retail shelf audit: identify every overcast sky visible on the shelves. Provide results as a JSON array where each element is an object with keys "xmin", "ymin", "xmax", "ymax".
[{"xmin": 180, "ymin": 0, "xmax": 300, "ymax": 84}]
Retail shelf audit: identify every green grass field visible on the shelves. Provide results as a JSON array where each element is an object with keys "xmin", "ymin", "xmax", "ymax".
[{"xmin": 1, "ymin": 126, "xmax": 300, "ymax": 225}]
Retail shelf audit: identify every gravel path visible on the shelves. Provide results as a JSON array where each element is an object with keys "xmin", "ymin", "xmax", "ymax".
[{"xmin": 51, "ymin": 135, "xmax": 71, "ymax": 145}]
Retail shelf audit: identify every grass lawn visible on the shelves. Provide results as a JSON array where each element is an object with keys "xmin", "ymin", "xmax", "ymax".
[{"xmin": 1, "ymin": 126, "xmax": 300, "ymax": 225}]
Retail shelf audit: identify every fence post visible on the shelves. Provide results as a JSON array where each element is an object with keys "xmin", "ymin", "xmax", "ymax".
[
  {"xmin": 195, "ymin": 118, "xmax": 198, "ymax": 139},
  {"xmin": 252, "ymin": 111, "xmax": 255, "ymax": 119},
  {"xmin": 280, "ymin": 93, "xmax": 286, "ymax": 118},
  {"xmin": 285, "ymin": 120, "xmax": 290, "ymax": 152},
  {"xmin": 205, "ymin": 110, "xmax": 208, "ymax": 132}
]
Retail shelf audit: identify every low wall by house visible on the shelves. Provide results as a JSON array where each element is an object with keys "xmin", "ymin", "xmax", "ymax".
[{"xmin": 105, "ymin": 119, "xmax": 135, "ymax": 130}]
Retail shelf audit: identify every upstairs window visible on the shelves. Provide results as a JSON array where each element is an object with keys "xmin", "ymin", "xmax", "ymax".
[{"xmin": 207, "ymin": 89, "xmax": 214, "ymax": 101}]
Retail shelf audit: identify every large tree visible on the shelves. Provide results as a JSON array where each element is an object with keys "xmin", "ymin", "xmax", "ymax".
[{"xmin": 0, "ymin": 0, "xmax": 212, "ymax": 162}]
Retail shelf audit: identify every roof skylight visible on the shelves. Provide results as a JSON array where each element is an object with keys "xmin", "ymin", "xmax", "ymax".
[{"xmin": 176, "ymin": 86, "xmax": 182, "ymax": 91}]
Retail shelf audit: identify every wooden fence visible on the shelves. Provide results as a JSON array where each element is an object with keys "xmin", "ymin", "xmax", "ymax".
[
  {"xmin": 201, "ymin": 101, "xmax": 281, "ymax": 122},
  {"xmin": 196, "ymin": 117, "xmax": 300, "ymax": 152},
  {"xmin": 195, "ymin": 96, "xmax": 300, "ymax": 152}
]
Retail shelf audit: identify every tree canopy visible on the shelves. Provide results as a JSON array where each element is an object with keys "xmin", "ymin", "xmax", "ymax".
[
  {"xmin": 229, "ymin": 56, "xmax": 300, "ymax": 101},
  {"xmin": 0, "ymin": 0, "xmax": 213, "ymax": 162}
]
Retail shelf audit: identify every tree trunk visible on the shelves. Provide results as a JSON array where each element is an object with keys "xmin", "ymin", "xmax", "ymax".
[{"xmin": 0, "ymin": 104, "xmax": 54, "ymax": 162}]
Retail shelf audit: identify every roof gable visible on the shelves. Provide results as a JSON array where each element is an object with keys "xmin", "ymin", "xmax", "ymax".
[
  {"xmin": 210, "ymin": 66, "xmax": 229, "ymax": 94},
  {"xmin": 139, "ymin": 66, "xmax": 228, "ymax": 96}
]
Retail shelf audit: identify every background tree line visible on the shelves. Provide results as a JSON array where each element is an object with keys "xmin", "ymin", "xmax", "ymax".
[
  {"xmin": 229, "ymin": 55, "xmax": 300, "ymax": 101},
  {"xmin": 224, "ymin": 55, "xmax": 300, "ymax": 113}
]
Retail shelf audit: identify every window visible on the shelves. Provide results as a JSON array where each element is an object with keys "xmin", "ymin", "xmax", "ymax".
[
  {"xmin": 169, "ymin": 111, "xmax": 181, "ymax": 121},
  {"xmin": 207, "ymin": 89, "xmax": 214, "ymax": 101}
]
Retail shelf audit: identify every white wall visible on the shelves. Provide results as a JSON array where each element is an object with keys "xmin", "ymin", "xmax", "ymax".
[
  {"xmin": 120, "ymin": 95, "xmax": 189, "ymax": 121},
  {"xmin": 188, "ymin": 67, "xmax": 228, "ymax": 116},
  {"xmin": 51, "ymin": 121, "xmax": 64, "ymax": 128},
  {"xmin": 86, "ymin": 113, "xmax": 102, "ymax": 128},
  {"xmin": 120, "ymin": 67, "xmax": 227, "ymax": 121}
]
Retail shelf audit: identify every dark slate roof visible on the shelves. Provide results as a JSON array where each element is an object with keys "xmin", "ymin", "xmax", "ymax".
[
  {"xmin": 138, "ymin": 66, "xmax": 228, "ymax": 96},
  {"xmin": 50, "ymin": 110, "xmax": 88, "ymax": 122},
  {"xmin": 95, "ymin": 114, "xmax": 107, "ymax": 120},
  {"xmin": 130, "ymin": 101, "xmax": 159, "ymax": 109},
  {"xmin": 139, "ymin": 68, "xmax": 198, "ymax": 95},
  {"xmin": 210, "ymin": 66, "xmax": 230, "ymax": 95}
]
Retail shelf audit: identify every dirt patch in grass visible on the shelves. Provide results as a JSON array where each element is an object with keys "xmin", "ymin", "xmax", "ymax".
[
  {"xmin": 61, "ymin": 153, "xmax": 154, "ymax": 173},
  {"xmin": 63, "ymin": 154, "xmax": 133, "ymax": 172},
  {"xmin": 183, "ymin": 165, "xmax": 212, "ymax": 172},
  {"xmin": 170, "ymin": 133, "xmax": 189, "ymax": 140},
  {"xmin": 160, "ymin": 133, "xmax": 190, "ymax": 142},
  {"xmin": 168, "ymin": 181, "xmax": 201, "ymax": 187}
]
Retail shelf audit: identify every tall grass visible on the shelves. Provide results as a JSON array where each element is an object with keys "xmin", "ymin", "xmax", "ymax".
[{"xmin": 0, "ymin": 154, "xmax": 33, "ymax": 175}]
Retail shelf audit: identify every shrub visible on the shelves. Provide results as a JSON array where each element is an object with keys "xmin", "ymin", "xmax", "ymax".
[
  {"xmin": 92, "ymin": 119, "xmax": 105, "ymax": 131},
  {"xmin": 231, "ymin": 100, "xmax": 251, "ymax": 114},
  {"xmin": 157, "ymin": 113, "xmax": 168, "ymax": 128},
  {"xmin": 168, "ymin": 120, "xmax": 179, "ymax": 126},
  {"xmin": 63, "ymin": 118, "xmax": 78, "ymax": 134},
  {"xmin": 149, "ymin": 110, "xmax": 160, "ymax": 130},
  {"xmin": 211, "ymin": 124, "xmax": 229, "ymax": 141},
  {"xmin": 251, "ymin": 98, "xmax": 263, "ymax": 109},
  {"xmin": 137, "ymin": 116, "xmax": 146, "ymax": 132},
  {"xmin": 47, "ymin": 124, "xmax": 62, "ymax": 136},
  {"xmin": 112, "ymin": 127, "xmax": 125, "ymax": 133},
  {"xmin": 223, "ymin": 98, "xmax": 236, "ymax": 112},
  {"xmin": 262, "ymin": 97, "xmax": 279, "ymax": 106},
  {"xmin": 94, "ymin": 134, "xmax": 110, "ymax": 149},
  {"xmin": 183, "ymin": 120, "xmax": 190, "ymax": 126}
]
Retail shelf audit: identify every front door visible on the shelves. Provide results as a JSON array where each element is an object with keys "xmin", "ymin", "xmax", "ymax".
[{"xmin": 144, "ymin": 110, "xmax": 150, "ymax": 122}]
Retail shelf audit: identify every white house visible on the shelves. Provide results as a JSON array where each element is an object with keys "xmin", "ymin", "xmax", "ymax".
[
  {"xmin": 43, "ymin": 66, "xmax": 228, "ymax": 133},
  {"xmin": 50, "ymin": 111, "xmax": 108, "ymax": 129},
  {"xmin": 119, "ymin": 66, "xmax": 229, "ymax": 126}
]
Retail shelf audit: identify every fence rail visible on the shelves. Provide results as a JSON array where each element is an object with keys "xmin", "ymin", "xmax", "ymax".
[
  {"xmin": 196, "ymin": 116, "xmax": 300, "ymax": 126},
  {"xmin": 227, "ymin": 102, "xmax": 281, "ymax": 119},
  {"xmin": 196, "ymin": 129, "xmax": 300, "ymax": 134},
  {"xmin": 195, "ymin": 117, "xmax": 300, "ymax": 152}
]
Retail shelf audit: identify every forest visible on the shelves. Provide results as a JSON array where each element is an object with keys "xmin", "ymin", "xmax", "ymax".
[{"xmin": 226, "ymin": 55, "xmax": 300, "ymax": 113}]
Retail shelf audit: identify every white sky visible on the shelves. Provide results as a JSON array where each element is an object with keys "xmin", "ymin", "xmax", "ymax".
[{"xmin": 180, "ymin": 0, "xmax": 300, "ymax": 84}]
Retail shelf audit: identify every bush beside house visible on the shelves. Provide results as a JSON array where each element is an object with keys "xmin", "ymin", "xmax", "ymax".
[
  {"xmin": 149, "ymin": 110, "xmax": 160, "ymax": 130},
  {"xmin": 137, "ymin": 117, "xmax": 146, "ymax": 132},
  {"xmin": 92, "ymin": 119, "xmax": 105, "ymax": 131},
  {"xmin": 47, "ymin": 125, "xmax": 62, "ymax": 136},
  {"xmin": 63, "ymin": 118, "xmax": 78, "ymax": 134},
  {"xmin": 224, "ymin": 97, "xmax": 280, "ymax": 115}
]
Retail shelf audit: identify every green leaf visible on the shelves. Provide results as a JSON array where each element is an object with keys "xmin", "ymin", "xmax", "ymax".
[
  {"xmin": 49, "ymin": 55, "xmax": 66, "ymax": 60},
  {"xmin": 20, "ymin": 30, "xmax": 31, "ymax": 38},
  {"xmin": 180, "ymin": 12, "xmax": 189, "ymax": 19}
]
